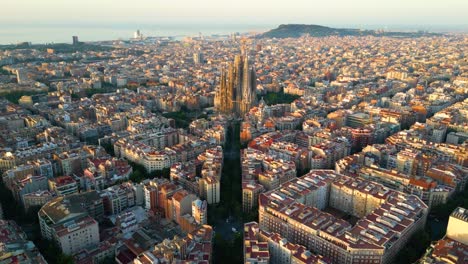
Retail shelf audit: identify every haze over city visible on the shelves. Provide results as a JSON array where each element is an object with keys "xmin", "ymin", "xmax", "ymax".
[
  {"xmin": 0, "ymin": 1, "xmax": 467, "ymax": 264},
  {"xmin": 3, "ymin": 0, "xmax": 468, "ymax": 25},
  {"xmin": 1, "ymin": 0, "xmax": 467, "ymax": 43}
]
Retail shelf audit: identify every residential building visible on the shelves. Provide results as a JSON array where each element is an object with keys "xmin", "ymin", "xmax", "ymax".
[
  {"xmin": 101, "ymin": 182, "xmax": 136, "ymax": 215},
  {"xmin": 446, "ymin": 207, "xmax": 468, "ymax": 245},
  {"xmin": 192, "ymin": 199, "xmax": 208, "ymax": 225},
  {"xmin": 200, "ymin": 176, "xmax": 220, "ymax": 204},
  {"xmin": 48, "ymin": 175, "xmax": 78, "ymax": 196},
  {"xmin": 258, "ymin": 170, "xmax": 428, "ymax": 264},
  {"xmin": 243, "ymin": 182, "xmax": 265, "ymax": 213},
  {"xmin": 23, "ymin": 190, "xmax": 55, "ymax": 212},
  {"xmin": 53, "ymin": 215, "xmax": 100, "ymax": 255},
  {"xmin": 170, "ymin": 190, "xmax": 197, "ymax": 225},
  {"xmin": 38, "ymin": 191, "xmax": 103, "ymax": 242}
]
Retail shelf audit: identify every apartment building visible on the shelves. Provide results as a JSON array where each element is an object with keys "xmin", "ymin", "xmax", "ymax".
[
  {"xmin": 53, "ymin": 216, "xmax": 100, "ymax": 255},
  {"xmin": 38, "ymin": 191, "xmax": 103, "ymax": 254},
  {"xmin": 244, "ymin": 221, "xmax": 330, "ymax": 264},
  {"xmin": 421, "ymin": 207, "xmax": 468, "ymax": 263},
  {"xmin": 23, "ymin": 190, "xmax": 55, "ymax": 212},
  {"xmin": 199, "ymin": 176, "xmax": 220, "ymax": 204},
  {"xmin": 258, "ymin": 170, "xmax": 428, "ymax": 264},
  {"xmin": 244, "ymin": 222, "xmax": 270, "ymax": 264},
  {"xmin": 48, "ymin": 175, "xmax": 78, "ymax": 196},
  {"xmin": 8, "ymin": 175, "xmax": 48, "ymax": 205},
  {"xmin": 100, "ymin": 182, "xmax": 136, "ymax": 215},
  {"xmin": 243, "ymin": 182, "xmax": 265, "ymax": 213},
  {"xmin": 170, "ymin": 190, "xmax": 197, "ymax": 225}
]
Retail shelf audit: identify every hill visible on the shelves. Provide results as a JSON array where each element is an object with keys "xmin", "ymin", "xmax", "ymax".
[{"xmin": 259, "ymin": 24, "xmax": 438, "ymax": 38}]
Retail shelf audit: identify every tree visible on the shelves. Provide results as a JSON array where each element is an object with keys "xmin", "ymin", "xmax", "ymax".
[
  {"xmin": 129, "ymin": 170, "xmax": 145, "ymax": 183},
  {"xmin": 25, "ymin": 206, "xmax": 41, "ymax": 222},
  {"xmin": 243, "ymin": 209, "xmax": 259, "ymax": 223},
  {"xmin": 1, "ymin": 90, "xmax": 48, "ymax": 104},
  {"xmin": 0, "ymin": 180, "xmax": 27, "ymax": 223},
  {"xmin": 57, "ymin": 254, "xmax": 74, "ymax": 264},
  {"xmin": 149, "ymin": 168, "xmax": 170, "ymax": 179},
  {"xmin": 100, "ymin": 142, "xmax": 115, "ymax": 156},
  {"xmin": 296, "ymin": 168, "xmax": 309, "ymax": 177},
  {"xmin": 99, "ymin": 256, "xmax": 116, "ymax": 264},
  {"xmin": 394, "ymin": 230, "xmax": 431, "ymax": 264},
  {"xmin": 258, "ymin": 91, "xmax": 300, "ymax": 105},
  {"xmin": 0, "ymin": 67, "xmax": 10, "ymax": 75},
  {"xmin": 35, "ymin": 238, "xmax": 74, "ymax": 264}
]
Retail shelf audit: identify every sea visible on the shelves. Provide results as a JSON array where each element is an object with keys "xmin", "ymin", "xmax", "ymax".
[
  {"xmin": 0, "ymin": 23, "xmax": 275, "ymax": 45},
  {"xmin": 1, "ymin": 23, "xmax": 466, "ymax": 45}
]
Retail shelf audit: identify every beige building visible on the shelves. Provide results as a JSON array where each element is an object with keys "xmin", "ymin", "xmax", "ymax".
[
  {"xmin": 170, "ymin": 190, "xmax": 197, "ymax": 225},
  {"xmin": 3, "ymin": 164, "xmax": 35, "ymax": 186},
  {"xmin": 114, "ymin": 139, "xmax": 176, "ymax": 172},
  {"xmin": 258, "ymin": 170, "xmax": 428, "ymax": 264},
  {"xmin": 446, "ymin": 207, "xmax": 468, "ymax": 245},
  {"xmin": 100, "ymin": 182, "xmax": 136, "ymax": 215},
  {"xmin": 53, "ymin": 150, "xmax": 91, "ymax": 176},
  {"xmin": 23, "ymin": 190, "xmax": 55, "ymax": 212},
  {"xmin": 244, "ymin": 222, "xmax": 271, "ymax": 264},
  {"xmin": 0, "ymin": 151, "xmax": 16, "ymax": 173},
  {"xmin": 242, "ymin": 182, "xmax": 265, "ymax": 213},
  {"xmin": 53, "ymin": 215, "xmax": 100, "ymax": 255},
  {"xmin": 244, "ymin": 221, "xmax": 330, "ymax": 264},
  {"xmin": 200, "ymin": 176, "xmax": 220, "ymax": 204},
  {"xmin": 258, "ymin": 166, "xmax": 295, "ymax": 191},
  {"xmin": 9, "ymin": 175, "xmax": 49, "ymax": 205},
  {"xmin": 38, "ymin": 191, "xmax": 103, "ymax": 242},
  {"xmin": 420, "ymin": 207, "xmax": 468, "ymax": 263},
  {"xmin": 329, "ymin": 176, "xmax": 389, "ymax": 218}
]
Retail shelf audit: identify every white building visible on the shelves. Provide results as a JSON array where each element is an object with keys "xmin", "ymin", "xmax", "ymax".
[
  {"xmin": 446, "ymin": 207, "xmax": 468, "ymax": 245},
  {"xmin": 200, "ymin": 176, "xmax": 220, "ymax": 204},
  {"xmin": 53, "ymin": 216, "xmax": 100, "ymax": 255}
]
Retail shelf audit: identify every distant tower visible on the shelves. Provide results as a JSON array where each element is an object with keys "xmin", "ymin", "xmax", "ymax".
[
  {"xmin": 214, "ymin": 53, "xmax": 257, "ymax": 116},
  {"xmin": 193, "ymin": 52, "xmax": 203, "ymax": 64},
  {"xmin": 72, "ymin": 36, "xmax": 79, "ymax": 45},
  {"xmin": 134, "ymin": 30, "xmax": 142, "ymax": 39},
  {"xmin": 16, "ymin": 69, "xmax": 28, "ymax": 85},
  {"xmin": 231, "ymin": 33, "xmax": 237, "ymax": 42}
]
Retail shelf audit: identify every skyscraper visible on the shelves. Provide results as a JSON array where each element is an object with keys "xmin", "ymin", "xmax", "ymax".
[
  {"xmin": 214, "ymin": 54, "xmax": 257, "ymax": 116},
  {"xmin": 134, "ymin": 30, "xmax": 143, "ymax": 40},
  {"xmin": 72, "ymin": 36, "xmax": 79, "ymax": 45},
  {"xmin": 16, "ymin": 68, "xmax": 29, "ymax": 85},
  {"xmin": 193, "ymin": 52, "xmax": 203, "ymax": 64}
]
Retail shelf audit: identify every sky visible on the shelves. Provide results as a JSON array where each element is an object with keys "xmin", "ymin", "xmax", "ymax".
[{"xmin": 2, "ymin": 0, "xmax": 468, "ymax": 27}]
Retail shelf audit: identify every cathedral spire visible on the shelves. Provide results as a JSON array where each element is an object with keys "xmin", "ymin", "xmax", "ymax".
[{"xmin": 214, "ymin": 50, "xmax": 257, "ymax": 116}]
